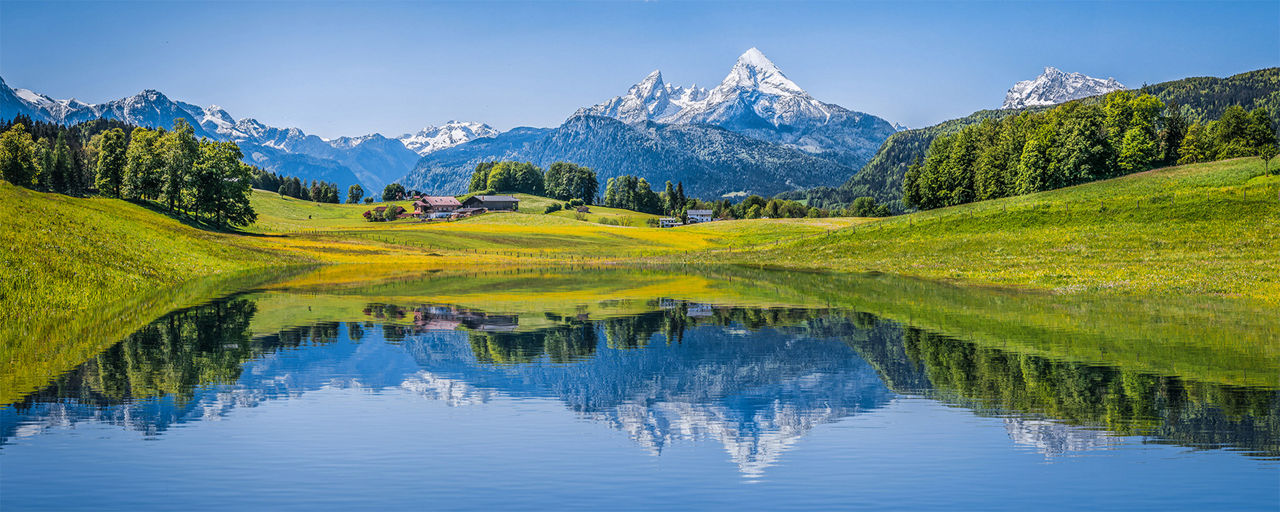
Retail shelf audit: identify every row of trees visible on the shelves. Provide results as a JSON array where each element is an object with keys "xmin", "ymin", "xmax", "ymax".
[
  {"xmin": 2, "ymin": 116, "xmax": 134, "ymax": 197},
  {"xmin": 599, "ymin": 175, "xmax": 882, "ymax": 220},
  {"xmin": 466, "ymin": 161, "xmax": 600, "ymax": 203},
  {"xmin": 902, "ymin": 91, "xmax": 1278, "ymax": 210},
  {"xmin": 2, "ymin": 118, "xmax": 257, "ymax": 226},
  {"xmin": 468, "ymin": 161, "xmax": 546, "ymax": 196}
]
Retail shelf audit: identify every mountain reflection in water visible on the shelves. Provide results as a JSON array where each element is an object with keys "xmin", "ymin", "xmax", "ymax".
[{"xmin": 5, "ymin": 289, "xmax": 1277, "ymax": 477}]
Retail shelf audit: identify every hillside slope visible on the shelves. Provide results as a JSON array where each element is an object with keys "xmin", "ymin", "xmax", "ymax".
[
  {"xmin": 788, "ymin": 67, "xmax": 1280, "ymax": 208},
  {"xmin": 716, "ymin": 157, "xmax": 1280, "ymax": 303}
]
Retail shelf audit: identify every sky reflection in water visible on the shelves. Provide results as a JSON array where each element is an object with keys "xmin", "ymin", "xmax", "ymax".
[{"xmin": 2, "ymin": 270, "xmax": 1277, "ymax": 511}]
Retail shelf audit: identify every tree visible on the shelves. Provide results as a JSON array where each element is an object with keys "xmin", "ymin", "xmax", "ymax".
[
  {"xmin": 1158, "ymin": 100, "xmax": 1188, "ymax": 165},
  {"xmin": 347, "ymin": 184, "xmax": 364, "ymax": 204},
  {"xmin": 0, "ymin": 123, "xmax": 39, "ymax": 187},
  {"xmin": 663, "ymin": 181, "xmax": 676, "ymax": 214},
  {"xmin": 161, "ymin": 119, "xmax": 198, "ymax": 211},
  {"xmin": 469, "ymin": 162, "xmax": 497, "ymax": 192},
  {"xmin": 124, "ymin": 127, "xmax": 164, "ymax": 200},
  {"xmin": 1014, "ymin": 131, "xmax": 1053, "ymax": 195},
  {"xmin": 1212, "ymin": 105, "xmax": 1254, "ymax": 158},
  {"xmin": 382, "ymin": 182, "xmax": 405, "ymax": 201},
  {"xmin": 1177, "ymin": 123, "xmax": 1212, "ymax": 165},
  {"xmin": 544, "ymin": 162, "xmax": 598, "ymax": 202},
  {"xmin": 602, "ymin": 174, "xmax": 662, "ymax": 214},
  {"xmin": 93, "ymin": 128, "xmax": 127, "ymax": 197},
  {"xmin": 1261, "ymin": 144, "xmax": 1279, "ymax": 175},
  {"xmin": 190, "ymin": 141, "xmax": 256, "ymax": 227},
  {"xmin": 48, "ymin": 133, "xmax": 75, "ymax": 194},
  {"xmin": 1117, "ymin": 126, "xmax": 1158, "ymax": 174}
]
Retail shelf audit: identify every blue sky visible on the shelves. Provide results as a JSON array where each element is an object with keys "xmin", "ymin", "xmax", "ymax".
[{"xmin": 2, "ymin": 1, "xmax": 1276, "ymax": 138}]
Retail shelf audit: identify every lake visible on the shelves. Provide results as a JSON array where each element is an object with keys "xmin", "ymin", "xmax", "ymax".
[{"xmin": 2, "ymin": 266, "xmax": 1277, "ymax": 511}]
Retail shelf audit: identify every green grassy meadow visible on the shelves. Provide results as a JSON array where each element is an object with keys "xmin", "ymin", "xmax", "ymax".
[{"xmin": 698, "ymin": 158, "xmax": 1280, "ymax": 304}]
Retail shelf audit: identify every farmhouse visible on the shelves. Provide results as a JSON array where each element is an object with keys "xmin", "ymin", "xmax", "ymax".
[
  {"xmin": 462, "ymin": 195, "xmax": 519, "ymax": 211},
  {"xmin": 414, "ymin": 196, "xmax": 462, "ymax": 215},
  {"xmin": 687, "ymin": 209, "xmax": 714, "ymax": 223},
  {"xmin": 659, "ymin": 217, "xmax": 683, "ymax": 228}
]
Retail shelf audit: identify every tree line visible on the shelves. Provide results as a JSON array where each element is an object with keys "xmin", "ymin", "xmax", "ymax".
[
  {"xmin": 1, "ymin": 116, "xmax": 259, "ymax": 227},
  {"xmin": 250, "ymin": 170, "xmax": 341, "ymax": 204},
  {"xmin": 467, "ymin": 161, "xmax": 599, "ymax": 203},
  {"xmin": 902, "ymin": 91, "xmax": 1278, "ymax": 210},
  {"xmin": 601, "ymin": 173, "xmax": 888, "ymax": 220}
]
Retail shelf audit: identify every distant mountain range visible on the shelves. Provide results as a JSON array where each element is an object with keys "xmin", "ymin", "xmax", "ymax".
[
  {"xmin": 0, "ymin": 77, "xmax": 493, "ymax": 192},
  {"xmin": 11, "ymin": 59, "xmax": 1256, "ymax": 202},
  {"xmin": 404, "ymin": 48, "xmax": 898, "ymax": 197},
  {"xmin": 1001, "ymin": 66, "xmax": 1125, "ymax": 109}
]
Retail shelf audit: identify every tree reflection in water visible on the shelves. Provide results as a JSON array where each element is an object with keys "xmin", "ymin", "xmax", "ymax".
[{"xmin": 3, "ymin": 295, "xmax": 1276, "ymax": 471}]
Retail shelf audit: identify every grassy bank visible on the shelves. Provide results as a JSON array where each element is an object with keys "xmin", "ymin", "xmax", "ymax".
[{"xmin": 690, "ymin": 158, "xmax": 1280, "ymax": 304}]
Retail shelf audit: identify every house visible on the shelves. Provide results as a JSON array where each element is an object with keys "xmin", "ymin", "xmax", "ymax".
[
  {"xmin": 659, "ymin": 217, "xmax": 683, "ymax": 228},
  {"xmin": 413, "ymin": 196, "xmax": 462, "ymax": 215},
  {"xmin": 462, "ymin": 195, "xmax": 519, "ymax": 211},
  {"xmin": 687, "ymin": 209, "xmax": 714, "ymax": 223},
  {"xmin": 576, "ymin": 206, "xmax": 591, "ymax": 213}
]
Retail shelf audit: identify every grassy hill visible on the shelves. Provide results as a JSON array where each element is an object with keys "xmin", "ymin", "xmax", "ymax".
[{"xmin": 705, "ymin": 157, "xmax": 1280, "ymax": 304}]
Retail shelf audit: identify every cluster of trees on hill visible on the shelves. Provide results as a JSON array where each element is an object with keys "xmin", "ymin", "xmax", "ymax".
[
  {"xmin": 253, "ymin": 171, "xmax": 342, "ymax": 204},
  {"xmin": 1, "ymin": 117, "xmax": 257, "ymax": 227},
  {"xmin": 902, "ymin": 91, "xmax": 1278, "ymax": 210},
  {"xmin": 2, "ymin": 116, "xmax": 135, "ymax": 196},
  {"xmin": 466, "ymin": 161, "xmax": 600, "ymax": 202},
  {"xmin": 599, "ymin": 173, "xmax": 886, "ymax": 220}
]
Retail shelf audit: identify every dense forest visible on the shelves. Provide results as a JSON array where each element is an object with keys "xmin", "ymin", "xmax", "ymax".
[
  {"xmin": 780, "ymin": 67, "xmax": 1280, "ymax": 212},
  {"xmin": 902, "ymin": 93, "xmax": 1276, "ymax": 210}
]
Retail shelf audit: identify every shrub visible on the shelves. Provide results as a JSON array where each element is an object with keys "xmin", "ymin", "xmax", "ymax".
[
  {"xmin": 382, "ymin": 205, "xmax": 405, "ymax": 221},
  {"xmin": 544, "ymin": 203, "xmax": 562, "ymax": 214}
]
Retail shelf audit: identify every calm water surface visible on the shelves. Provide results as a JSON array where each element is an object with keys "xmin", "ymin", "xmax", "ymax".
[{"xmin": 2, "ymin": 268, "xmax": 1276, "ymax": 510}]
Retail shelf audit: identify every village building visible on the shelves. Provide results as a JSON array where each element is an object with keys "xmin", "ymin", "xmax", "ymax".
[
  {"xmin": 686, "ymin": 209, "xmax": 714, "ymax": 223},
  {"xmin": 462, "ymin": 195, "xmax": 519, "ymax": 211},
  {"xmin": 659, "ymin": 217, "xmax": 683, "ymax": 228},
  {"xmin": 413, "ymin": 196, "xmax": 462, "ymax": 216},
  {"xmin": 451, "ymin": 207, "xmax": 487, "ymax": 219}
]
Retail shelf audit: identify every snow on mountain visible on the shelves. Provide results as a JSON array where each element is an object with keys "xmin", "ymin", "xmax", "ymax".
[
  {"xmin": 577, "ymin": 47, "xmax": 896, "ymax": 167},
  {"xmin": 579, "ymin": 70, "xmax": 709, "ymax": 124},
  {"xmin": 0, "ymin": 76, "xmax": 470, "ymax": 191},
  {"xmin": 1001, "ymin": 67, "xmax": 1126, "ymax": 109},
  {"xmin": 396, "ymin": 121, "xmax": 500, "ymax": 156}
]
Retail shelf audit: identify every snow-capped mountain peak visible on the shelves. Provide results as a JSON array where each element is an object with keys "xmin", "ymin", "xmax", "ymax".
[
  {"xmin": 718, "ymin": 47, "xmax": 805, "ymax": 96},
  {"xmin": 574, "ymin": 47, "xmax": 896, "ymax": 167},
  {"xmin": 396, "ymin": 121, "xmax": 499, "ymax": 156},
  {"xmin": 1001, "ymin": 67, "xmax": 1126, "ymax": 109}
]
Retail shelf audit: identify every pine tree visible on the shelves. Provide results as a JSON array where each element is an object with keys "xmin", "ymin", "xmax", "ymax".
[{"xmin": 50, "ymin": 133, "xmax": 73, "ymax": 194}]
